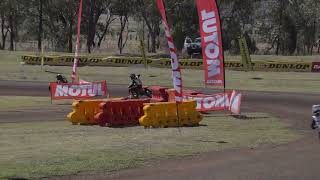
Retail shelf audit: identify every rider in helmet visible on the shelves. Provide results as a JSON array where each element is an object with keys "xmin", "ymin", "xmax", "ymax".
[
  {"xmin": 129, "ymin": 73, "xmax": 142, "ymax": 90},
  {"xmin": 56, "ymin": 74, "xmax": 68, "ymax": 83},
  {"xmin": 311, "ymin": 109, "xmax": 320, "ymax": 129}
]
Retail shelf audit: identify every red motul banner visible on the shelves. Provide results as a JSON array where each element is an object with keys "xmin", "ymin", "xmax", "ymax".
[
  {"xmin": 196, "ymin": 0, "xmax": 225, "ymax": 86},
  {"xmin": 50, "ymin": 81, "xmax": 108, "ymax": 100},
  {"xmin": 157, "ymin": 0, "xmax": 183, "ymax": 103},
  {"xmin": 184, "ymin": 90, "xmax": 242, "ymax": 114}
]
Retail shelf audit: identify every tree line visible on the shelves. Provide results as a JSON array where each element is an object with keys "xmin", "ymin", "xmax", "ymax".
[{"xmin": 0, "ymin": 0, "xmax": 319, "ymax": 55}]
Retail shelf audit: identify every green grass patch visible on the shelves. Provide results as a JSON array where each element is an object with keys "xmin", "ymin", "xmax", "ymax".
[
  {"xmin": 0, "ymin": 113, "xmax": 301, "ymax": 179},
  {"xmin": 0, "ymin": 96, "xmax": 51, "ymax": 109}
]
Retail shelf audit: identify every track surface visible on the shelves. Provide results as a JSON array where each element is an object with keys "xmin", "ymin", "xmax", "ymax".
[{"xmin": 0, "ymin": 80, "xmax": 320, "ymax": 180}]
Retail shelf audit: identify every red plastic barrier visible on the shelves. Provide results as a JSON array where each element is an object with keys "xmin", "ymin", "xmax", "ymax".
[
  {"xmin": 149, "ymin": 86, "xmax": 168, "ymax": 102},
  {"xmin": 94, "ymin": 99, "xmax": 150, "ymax": 127}
]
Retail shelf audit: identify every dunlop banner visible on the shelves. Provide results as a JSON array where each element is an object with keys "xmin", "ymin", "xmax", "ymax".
[
  {"xmin": 152, "ymin": 58, "xmax": 203, "ymax": 69},
  {"xmin": 255, "ymin": 61, "xmax": 312, "ymax": 72},
  {"xmin": 22, "ymin": 55, "xmax": 316, "ymax": 72}
]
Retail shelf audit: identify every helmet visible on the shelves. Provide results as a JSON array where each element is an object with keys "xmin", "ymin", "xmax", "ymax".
[
  {"xmin": 56, "ymin": 74, "xmax": 62, "ymax": 79},
  {"xmin": 130, "ymin": 73, "xmax": 136, "ymax": 79}
]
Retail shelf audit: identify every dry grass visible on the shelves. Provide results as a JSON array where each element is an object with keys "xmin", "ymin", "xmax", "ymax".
[{"xmin": 0, "ymin": 112, "xmax": 301, "ymax": 179}]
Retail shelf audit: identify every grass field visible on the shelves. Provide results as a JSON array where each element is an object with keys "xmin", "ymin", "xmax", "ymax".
[
  {"xmin": 0, "ymin": 113, "xmax": 301, "ymax": 179},
  {"xmin": 0, "ymin": 50, "xmax": 319, "ymax": 93},
  {"xmin": 0, "ymin": 96, "xmax": 51, "ymax": 109}
]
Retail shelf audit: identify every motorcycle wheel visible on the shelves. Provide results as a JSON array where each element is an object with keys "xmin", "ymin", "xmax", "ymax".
[
  {"xmin": 130, "ymin": 90, "xmax": 139, "ymax": 99},
  {"xmin": 311, "ymin": 120, "xmax": 317, "ymax": 129},
  {"xmin": 144, "ymin": 89, "xmax": 152, "ymax": 98}
]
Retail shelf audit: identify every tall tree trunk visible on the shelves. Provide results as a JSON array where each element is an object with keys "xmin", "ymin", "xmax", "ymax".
[
  {"xmin": 276, "ymin": 0, "xmax": 284, "ymax": 55},
  {"xmin": 9, "ymin": 14, "xmax": 14, "ymax": 51},
  {"xmin": 311, "ymin": 20, "xmax": 316, "ymax": 55},
  {"xmin": 147, "ymin": 33, "xmax": 150, "ymax": 52},
  {"xmin": 38, "ymin": 0, "xmax": 43, "ymax": 51},
  {"xmin": 150, "ymin": 32, "xmax": 156, "ymax": 53},
  {"xmin": 68, "ymin": 20, "xmax": 73, "ymax": 53},
  {"xmin": 87, "ymin": 0, "xmax": 96, "ymax": 53},
  {"xmin": 97, "ymin": 14, "xmax": 115, "ymax": 48},
  {"xmin": 118, "ymin": 16, "xmax": 128, "ymax": 54},
  {"xmin": 141, "ymin": 15, "xmax": 160, "ymax": 53},
  {"xmin": 67, "ymin": 0, "xmax": 73, "ymax": 53},
  {"xmin": 0, "ymin": 15, "xmax": 7, "ymax": 50}
]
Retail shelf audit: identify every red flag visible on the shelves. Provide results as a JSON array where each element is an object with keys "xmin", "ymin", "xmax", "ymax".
[
  {"xmin": 156, "ymin": 0, "xmax": 183, "ymax": 103},
  {"xmin": 72, "ymin": 0, "xmax": 83, "ymax": 82},
  {"xmin": 196, "ymin": 0, "xmax": 225, "ymax": 87}
]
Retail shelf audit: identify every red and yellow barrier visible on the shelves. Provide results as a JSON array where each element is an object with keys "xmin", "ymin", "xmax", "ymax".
[{"xmin": 67, "ymin": 98, "xmax": 123, "ymax": 125}]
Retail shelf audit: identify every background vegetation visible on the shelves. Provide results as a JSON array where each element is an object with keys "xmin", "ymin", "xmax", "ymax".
[{"xmin": 0, "ymin": 0, "xmax": 319, "ymax": 55}]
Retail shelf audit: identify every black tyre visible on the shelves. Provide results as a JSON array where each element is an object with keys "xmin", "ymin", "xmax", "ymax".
[
  {"xmin": 144, "ymin": 89, "xmax": 152, "ymax": 98},
  {"xmin": 130, "ymin": 90, "xmax": 139, "ymax": 99},
  {"xmin": 311, "ymin": 120, "xmax": 317, "ymax": 129}
]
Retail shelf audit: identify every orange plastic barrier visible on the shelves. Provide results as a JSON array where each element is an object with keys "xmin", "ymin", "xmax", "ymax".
[
  {"xmin": 95, "ymin": 98, "xmax": 150, "ymax": 127},
  {"xmin": 67, "ymin": 100, "xmax": 104, "ymax": 125}
]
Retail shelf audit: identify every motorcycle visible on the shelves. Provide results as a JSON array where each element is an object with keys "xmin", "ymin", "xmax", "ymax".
[
  {"xmin": 129, "ymin": 86, "xmax": 152, "ymax": 99},
  {"xmin": 48, "ymin": 74, "xmax": 68, "ymax": 91},
  {"xmin": 128, "ymin": 74, "xmax": 152, "ymax": 99}
]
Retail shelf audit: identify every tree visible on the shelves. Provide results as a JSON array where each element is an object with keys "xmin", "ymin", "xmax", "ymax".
[
  {"xmin": 6, "ymin": 0, "xmax": 27, "ymax": 51},
  {"xmin": 85, "ymin": 0, "xmax": 113, "ymax": 53},
  {"xmin": 0, "ymin": 0, "xmax": 9, "ymax": 50},
  {"xmin": 96, "ymin": 7, "xmax": 116, "ymax": 48},
  {"xmin": 113, "ymin": 0, "xmax": 131, "ymax": 54},
  {"xmin": 42, "ymin": 0, "xmax": 78, "ymax": 52},
  {"xmin": 166, "ymin": 0, "xmax": 199, "ymax": 51},
  {"xmin": 38, "ymin": 0, "xmax": 43, "ymax": 51},
  {"xmin": 134, "ymin": 0, "xmax": 161, "ymax": 53}
]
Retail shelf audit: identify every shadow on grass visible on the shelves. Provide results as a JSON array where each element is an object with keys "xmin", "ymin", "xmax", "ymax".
[
  {"xmin": 251, "ymin": 77, "xmax": 264, "ymax": 80},
  {"xmin": 230, "ymin": 114, "xmax": 269, "ymax": 120},
  {"xmin": 195, "ymin": 139, "xmax": 229, "ymax": 144}
]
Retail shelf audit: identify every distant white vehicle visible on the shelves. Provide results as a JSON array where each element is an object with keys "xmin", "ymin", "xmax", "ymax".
[{"xmin": 184, "ymin": 36, "xmax": 192, "ymax": 49}]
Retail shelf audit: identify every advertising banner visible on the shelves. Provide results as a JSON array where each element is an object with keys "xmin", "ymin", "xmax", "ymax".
[
  {"xmin": 229, "ymin": 90, "xmax": 242, "ymax": 114},
  {"xmin": 196, "ymin": 0, "xmax": 225, "ymax": 86},
  {"xmin": 50, "ymin": 81, "xmax": 108, "ymax": 100},
  {"xmin": 157, "ymin": 0, "xmax": 183, "ymax": 103},
  {"xmin": 184, "ymin": 90, "xmax": 242, "ymax": 114}
]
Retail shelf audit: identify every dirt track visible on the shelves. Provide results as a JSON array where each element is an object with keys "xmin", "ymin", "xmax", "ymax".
[{"xmin": 0, "ymin": 80, "xmax": 320, "ymax": 180}]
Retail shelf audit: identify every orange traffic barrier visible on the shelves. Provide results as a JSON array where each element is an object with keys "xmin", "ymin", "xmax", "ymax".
[
  {"xmin": 95, "ymin": 98, "xmax": 150, "ymax": 127},
  {"xmin": 67, "ymin": 100, "xmax": 104, "ymax": 125}
]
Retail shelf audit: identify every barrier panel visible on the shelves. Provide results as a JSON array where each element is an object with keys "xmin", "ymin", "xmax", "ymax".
[
  {"xmin": 139, "ymin": 100, "xmax": 202, "ymax": 128},
  {"xmin": 149, "ymin": 86, "xmax": 168, "ymax": 102},
  {"xmin": 166, "ymin": 88, "xmax": 202, "ymax": 102},
  {"xmin": 95, "ymin": 99, "xmax": 150, "ymax": 127},
  {"xmin": 67, "ymin": 99, "xmax": 105, "ymax": 125},
  {"xmin": 22, "ymin": 55, "xmax": 317, "ymax": 72}
]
